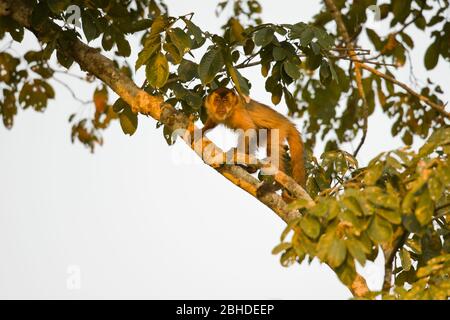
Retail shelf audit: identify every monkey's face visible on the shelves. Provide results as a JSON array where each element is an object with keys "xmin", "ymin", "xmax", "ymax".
[{"xmin": 206, "ymin": 88, "xmax": 238, "ymax": 121}]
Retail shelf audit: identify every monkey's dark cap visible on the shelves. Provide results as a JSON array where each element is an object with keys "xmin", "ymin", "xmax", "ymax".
[{"xmin": 214, "ymin": 87, "xmax": 232, "ymax": 98}]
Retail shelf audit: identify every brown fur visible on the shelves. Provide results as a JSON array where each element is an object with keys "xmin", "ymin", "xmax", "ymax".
[{"xmin": 203, "ymin": 88, "xmax": 305, "ymax": 187}]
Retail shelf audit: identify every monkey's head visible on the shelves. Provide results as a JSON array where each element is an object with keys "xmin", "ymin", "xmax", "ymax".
[{"xmin": 205, "ymin": 88, "xmax": 239, "ymax": 122}]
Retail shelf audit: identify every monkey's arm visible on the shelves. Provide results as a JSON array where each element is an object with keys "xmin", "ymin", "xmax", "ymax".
[{"xmin": 201, "ymin": 118, "xmax": 217, "ymax": 135}]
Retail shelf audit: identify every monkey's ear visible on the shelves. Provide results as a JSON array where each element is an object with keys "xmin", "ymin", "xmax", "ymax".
[{"xmin": 242, "ymin": 94, "xmax": 251, "ymax": 103}]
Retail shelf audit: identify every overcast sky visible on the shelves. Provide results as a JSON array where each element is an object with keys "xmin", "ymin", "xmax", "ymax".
[{"xmin": 0, "ymin": 1, "xmax": 448, "ymax": 299}]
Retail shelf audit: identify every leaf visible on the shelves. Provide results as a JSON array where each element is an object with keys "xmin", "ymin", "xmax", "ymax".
[
  {"xmin": 272, "ymin": 242, "xmax": 292, "ymax": 255},
  {"xmin": 116, "ymin": 36, "xmax": 131, "ymax": 57},
  {"xmin": 415, "ymin": 190, "xmax": 434, "ymax": 226},
  {"xmin": 18, "ymin": 80, "xmax": 54, "ymax": 111},
  {"xmin": 342, "ymin": 196, "xmax": 364, "ymax": 216},
  {"xmin": 146, "ymin": 52, "xmax": 169, "ymax": 88},
  {"xmin": 167, "ymin": 28, "xmax": 192, "ymax": 56},
  {"xmin": 283, "ymin": 60, "xmax": 300, "ymax": 80},
  {"xmin": 163, "ymin": 125, "xmax": 174, "ymax": 145},
  {"xmin": 392, "ymin": 0, "xmax": 411, "ymax": 23},
  {"xmin": 198, "ymin": 48, "xmax": 224, "ymax": 85},
  {"xmin": 273, "ymin": 47, "xmax": 286, "ymax": 61},
  {"xmin": 163, "ymin": 42, "xmax": 182, "ymax": 65},
  {"xmin": 178, "ymin": 59, "xmax": 198, "ymax": 82},
  {"xmin": 283, "ymin": 88, "xmax": 297, "ymax": 112},
  {"xmin": 183, "ymin": 19, "xmax": 204, "ymax": 47},
  {"xmin": 254, "ymin": 27, "xmax": 274, "ymax": 47},
  {"xmin": 227, "ymin": 65, "xmax": 249, "ymax": 96},
  {"xmin": 102, "ymin": 31, "xmax": 114, "ymax": 51},
  {"xmin": 400, "ymin": 248, "xmax": 412, "ymax": 271},
  {"xmin": 47, "ymin": 0, "xmax": 70, "ymax": 14},
  {"xmin": 135, "ymin": 40, "xmax": 160, "ymax": 71},
  {"xmin": 119, "ymin": 106, "xmax": 138, "ymax": 136},
  {"xmin": 328, "ymin": 239, "xmax": 347, "ymax": 268},
  {"xmin": 402, "ymin": 130, "xmax": 413, "ymax": 145},
  {"xmin": 367, "ymin": 215, "xmax": 393, "ymax": 244},
  {"xmin": 112, "ymin": 98, "xmax": 128, "ymax": 113},
  {"xmin": 428, "ymin": 176, "xmax": 443, "ymax": 201},
  {"xmin": 300, "ymin": 28, "xmax": 314, "ymax": 47},
  {"xmin": 300, "ymin": 216, "xmax": 321, "ymax": 240},
  {"xmin": 376, "ymin": 208, "xmax": 401, "ymax": 225},
  {"xmin": 229, "ymin": 18, "xmax": 245, "ymax": 43},
  {"xmin": 424, "ymin": 42, "xmax": 439, "ymax": 70},
  {"xmin": 364, "ymin": 162, "xmax": 383, "ymax": 185},
  {"xmin": 366, "ymin": 28, "xmax": 382, "ymax": 50},
  {"xmin": 81, "ymin": 10, "xmax": 98, "ymax": 42},
  {"xmin": 346, "ymin": 238, "xmax": 367, "ymax": 266}
]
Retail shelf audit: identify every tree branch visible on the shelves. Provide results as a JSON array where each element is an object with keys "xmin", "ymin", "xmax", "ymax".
[
  {"xmin": 324, "ymin": 0, "xmax": 369, "ymax": 157},
  {"xmin": 382, "ymin": 229, "xmax": 409, "ymax": 292},
  {"xmin": 360, "ymin": 64, "xmax": 450, "ymax": 119}
]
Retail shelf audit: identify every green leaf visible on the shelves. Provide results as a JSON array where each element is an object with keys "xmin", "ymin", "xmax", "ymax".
[
  {"xmin": 119, "ymin": 106, "xmax": 138, "ymax": 136},
  {"xmin": 367, "ymin": 216, "xmax": 393, "ymax": 243},
  {"xmin": 198, "ymin": 48, "xmax": 224, "ymax": 85},
  {"xmin": 163, "ymin": 125, "xmax": 174, "ymax": 145},
  {"xmin": 254, "ymin": 27, "xmax": 274, "ymax": 47},
  {"xmin": 415, "ymin": 190, "xmax": 434, "ymax": 226},
  {"xmin": 47, "ymin": 0, "xmax": 70, "ymax": 14},
  {"xmin": 273, "ymin": 47, "xmax": 286, "ymax": 61},
  {"xmin": 300, "ymin": 28, "xmax": 314, "ymax": 47},
  {"xmin": 56, "ymin": 50, "xmax": 73, "ymax": 69},
  {"xmin": 146, "ymin": 52, "xmax": 169, "ymax": 88},
  {"xmin": 164, "ymin": 42, "xmax": 182, "ymax": 65},
  {"xmin": 183, "ymin": 19, "xmax": 204, "ymax": 47},
  {"xmin": 392, "ymin": 0, "xmax": 411, "ymax": 23},
  {"xmin": 346, "ymin": 238, "xmax": 367, "ymax": 266},
  {"xmin": 400, "ymin": 248, "xmax": 411, "ymax": 271},
  {"xmin": 272, "ymin": 242, "xmax": 292, "ymax": 255},
  {"xmin": 376, "ymin": 208, "xmax": 401, "ymax": 225},
  {"xmin": 364, "ymin": 162, "xmax": 383, "ymax": 185},
  {"xmin": 283, "ymin": 60, "xmax": 300, "ymax": 80},
  {"xmin": 428, "ymin": 177, "xmax": 443, "ymax": 202},
  {"xmin": 112, "ymin": 98, "xmax": 128, "ymax": 113},
  {"xmin": 135, "ymin": 38, "xmax": 160, "ymax": 71},
  {"xmin": 167, "ymin": 28, "xmax": 192, "ymax": 56},
  {"xmin": 102, "ymin": 31, "xmax": 114, "ymax": 51},
  {"xmin": 342, "ymin": 196, "xmax": 363, "ymax": 216},
  {"xmin": 366, "ymin": 28, "xmax": 382, "ymax": 50},
  {"xmin": 424, "ymin": 42, "xmax": 439, "ymax": 70},
  {"xmin": 81, "ymin": 11, "xmax": 98, "ymax": 42},
  {"xmin": 116, "ymin": 36, "xmax": 131, "ymax": 57},
  {"xmin": 328, "ymin": 239, "xmax": 347, "ymax": 268},
  {"xmin": 300, "ymin": 216, "xmax": 321, "ymax": 240},
  {"xmin": 178, "ymin": 59, "xmax": 198, "ymax": 82},
  {"xmin": 227, "ymin": 65, "xmax": 249, "ymax": 96},
  {"xmin": 402, "ymin": 130, "xmax": 413, "ymax": 145}
]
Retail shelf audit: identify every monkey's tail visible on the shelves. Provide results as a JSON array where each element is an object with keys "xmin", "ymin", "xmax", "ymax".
[{"xmin": 286, "ymin": 127, "xmax": 306, "ymax": 187}]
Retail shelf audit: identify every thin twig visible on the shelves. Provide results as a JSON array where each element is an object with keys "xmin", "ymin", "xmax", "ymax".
[
  {"xmin": 52, "ymin": 77, "xmax": 92, "ymax": 104},
  {"xmin": 324, "ymin": 0, "xmax": 369, "ymax": 157},
  {"xmin": 360, "ymin": 64, "xmax": 450, "ymax": 118}
]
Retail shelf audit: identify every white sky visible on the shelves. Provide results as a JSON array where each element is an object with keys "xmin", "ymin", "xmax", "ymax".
[{"xmin": 0, "ymin": 1, "xmax": 448, "ymax": 299}]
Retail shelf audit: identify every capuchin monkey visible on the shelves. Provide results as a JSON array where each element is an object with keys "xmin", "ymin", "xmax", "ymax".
[{"xmin": 202, "ymin": 87, "xmax": 305, "ymax": 188}]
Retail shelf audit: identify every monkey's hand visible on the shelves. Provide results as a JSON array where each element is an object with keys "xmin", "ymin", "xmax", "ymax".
[{"xmin": 225, "ymin": 148, "xmax": 258, "ymax": 173}]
